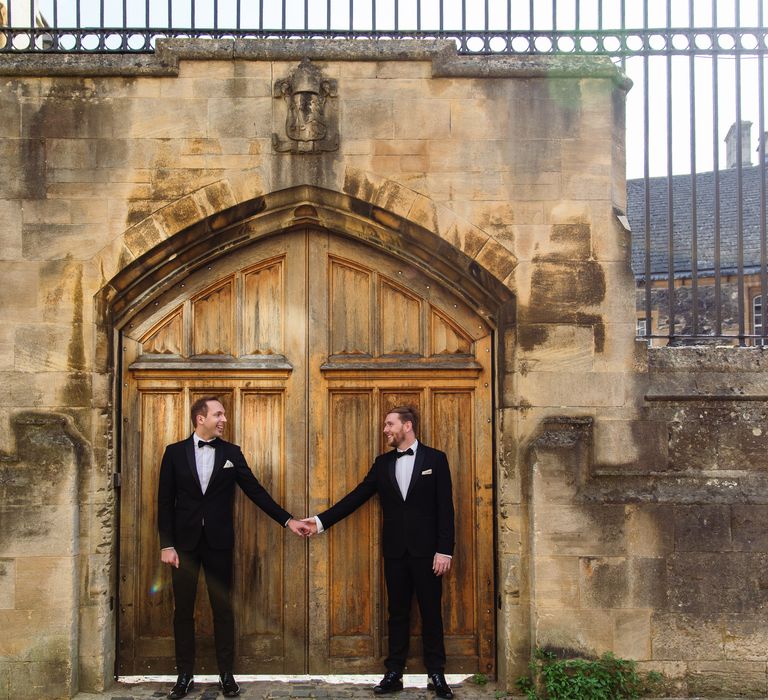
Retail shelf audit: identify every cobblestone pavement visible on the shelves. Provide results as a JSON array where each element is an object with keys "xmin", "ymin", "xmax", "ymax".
[
  {"xmin": 71, "ymin": 675, "xmax": 765, "ymax": 700},
  {"xmin": 73, "ymin": 675, "xmax": 513, "ymax": 700}
]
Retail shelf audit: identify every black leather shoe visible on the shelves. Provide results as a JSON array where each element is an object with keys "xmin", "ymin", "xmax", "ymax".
[
  {"xmin": 373, "ymin": 670, "xmax": 403, "ymax": 694},
  {"xmin": 167, "ymin": 673, "xmax": 194, "ymax": 699},
  {"xmin": 219, "ymin": 672, "xmax": 241, "ymax": 697},
  {"xmin": 427, "ymin": 673, "xmax": 453, "ymax": 699}
]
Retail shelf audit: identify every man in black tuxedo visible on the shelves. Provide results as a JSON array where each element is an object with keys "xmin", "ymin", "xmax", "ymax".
[
  {"xmin": 158, "ymin": 396, "xmax": 309, "ymax": 699},
  {"xmin": 304, "ymin": 406, "xmax": 455, "ymax": 699}
]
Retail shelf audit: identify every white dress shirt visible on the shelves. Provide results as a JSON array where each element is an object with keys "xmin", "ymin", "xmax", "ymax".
[
  {"xmin": 194, "ymin": 432, "xmax": 216, "ymax": 494},
  {"xmin": 394, "ymin": 439, "xmax": 418, "ymax": 499}
]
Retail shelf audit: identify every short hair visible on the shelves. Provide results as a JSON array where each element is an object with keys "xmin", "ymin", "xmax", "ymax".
[
  {"xmin": 190, "ymin": 396, "xmax": 219, "ymax": 428},
  {"xmin": 387, "ymin": 405, "xmax": 419, "ymax": 436}
]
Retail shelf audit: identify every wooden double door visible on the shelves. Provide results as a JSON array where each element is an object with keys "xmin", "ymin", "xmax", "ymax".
[{"xmin": 118, "ymin": 228, "xmax": 494, "ymax": 675}]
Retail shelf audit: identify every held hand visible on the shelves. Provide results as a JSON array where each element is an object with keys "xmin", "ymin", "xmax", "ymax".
[
  {"xmin": 300, "ymin": 517, "xmax": 318, "ymax": 536},
  {"xmin": 161, "ymin": 547, "xmax": 179, "ymax": 568},
  {"xmin": 433, "ymin": 553, "xmax": 451, "ymax": 576},
  {"xmin": 287, "ymin": 518, "xmax": 312, "ymax": 537}
]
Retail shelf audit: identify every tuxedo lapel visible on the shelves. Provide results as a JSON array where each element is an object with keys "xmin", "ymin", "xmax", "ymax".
[
  {"xmin": 405, "ymin": 446, "xmax": 426, "ymax": 500},
  {"xmin": 387, "ymin": 451, "xmax": 401, "ymax": 498},
  {"xmin": 207, "ymin": 441, "xmax": 227, "ymax": 488},
  {"xmin": 184, "ymin": 436, "xmax": 202, "ymax": 492}
]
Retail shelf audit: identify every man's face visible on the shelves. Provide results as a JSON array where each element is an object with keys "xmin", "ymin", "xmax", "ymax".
[
  {"xmin": 196, "ymin": 400, "xmax": 227, "ymax": 440},
  {"xmin": 383, "ymin": 412, "xmax": 411, "ymax": 449}
]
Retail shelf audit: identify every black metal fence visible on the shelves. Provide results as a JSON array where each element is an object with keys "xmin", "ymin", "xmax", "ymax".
[{"xmin": 2, "ymin": 0, "xmax": 767, "ymax": 345}]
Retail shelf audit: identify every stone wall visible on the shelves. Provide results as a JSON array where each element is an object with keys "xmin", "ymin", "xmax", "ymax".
[
  {"xmin": 2, "ymin": 38, "xmax": 743, "ymax": 698},
  {"xmin": 528, "ymin": 347, "xmax": 768, "ymax": 697}
]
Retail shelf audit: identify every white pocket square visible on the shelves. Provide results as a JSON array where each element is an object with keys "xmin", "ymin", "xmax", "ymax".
[
  {"xmin": 223, "ymin": 460, "xmax": 234, "ymax": 469},
  {"xmin": 421, "ymin": 468, "xmax": 432, "ymax": 475}
]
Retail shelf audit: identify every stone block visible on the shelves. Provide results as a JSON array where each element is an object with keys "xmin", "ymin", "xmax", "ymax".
[
  {"xmin": 685, "ymin": 660, "xmax": 768, "ymax": 697},
  {"xmin": 732, "ymin": 505, "xmax": 768, "ymax": 552},
  {"xmin": 427, "ymin": 139, "xmax": 505, "ymax": 173},
  {"xmin": 154, "ymin": 195, "xmax": 204, "ymax": 236},
  {"xmin": 377, "ymin": 61, "xmax": 431, "ymax": 79},
  {"xmin": 15, "ymin": 557, "xmax": 75, "ymax": 610},
  {"xmin": 435, "ymin": 206, "xmax": 489, "ymax": 259},
  {"xmin": 580, "ymin": 556, "xmax": 666, "ymax": 609},
  {"xmin": 534, "ymin": 556, "xmax": 579, "ymax": 608},
  {"xmin": 45, "ymin": 138, "xmax": 98, "ymax": 174},
  {"xmin": 339, "ymin": 63, "xmax": 378, "ymax": 78},
  {"xmin": 0, "ymin": 559, "xmax": 14, "ymax": 609},
  {"xmin": 0, "ymin": 607, "xmax": 74, "ymax": 658},
  {"xmin": 8, "ymin": 659, "xmax": 74, "ymax": 700},
  {"xmin": 122, "ymin": 216, "xmax": 166, "ymax": 258},
  {"xmin": 22, "ymin": 99, "xmax": 117, "ymax": 139},
  {"xmin": 343, "ymin": 77, "xmax": 425, "ymax": 101},
  {"xmin": 593, "ymin": 419, "xmax": 668, "ymax": 471},
  {"xmin": 516, "ymin": 323, "xmax": 594, "ymax": 372},
  {"xmin": 449, "ymin": 99, "xmax": 506, "ymax": 140},
  {"xmin": 475, "ymin": 236, "xmax": 518, "ymax": 283},
  {"xmin": 533, "ymin": 504, "xmax": 627, "ymax": 557},
  {"xmin": 724, "ymin": 613, "xmax": 768, "ymax": 661},
  {"xmin": 372, "ymin": 180, "xmax": 417, "ymax": 220},
  {"xmin": 403, "ymin": 192, "xmax": 436, "ymax": 233},
  {"xmin": 0, "ymin": 199, "xmax": 22, "ymax": 260},
  {"xmin": 651, "ymin": 612, "xmax": 724, "ymax": 661},
  {"xmin": 0, "ymin": 504, "xmax": 76, "ymax": 558},
  {"xmin": 536, "ymin": 608, "xmax": 614, "ymax": 657},
  {"xmin": 0, "ymin": 262, "xmax": 40, "ymax": 323},
  {"xmin": 0, "ymin": 324, "xmax": 14, "ymax": 372},
  {"xmin": 562, "ymin": 170, "xmax": 613, "ymax": 202},
  {"xmin": 504, "ymin": 169, "xmax": 563, "ymax": 201},
  {"xmin": 69, "ymin": 199, "xmax": 109, "ymax": 225},
  {"xmin": 341, "ymin": 99, "xmax": 394, "ymax": 139},
  {"xmin": 521, "ymin": 259, "xmax": 606, "ymax": 321},
  {"xmin": 22, "ymin": 223, "xmax": 103, "ymax": 261},
  {"xmin": 625, "ymin": 505, "xmax": 675, "ymax": 557},
  {"xmin": 192, "ymin": 180, "xmax": 237, "ymax": 219},
  {"xmin": 210, "ymin": 96, "xmax": 271, "ymax": 139},
  {"xmin": 14, "ymin": 324, "xmax": 79, "ymax": 372},
  {"xmin": 673, "ymin": 505, "xmax": 732, "ymax": 552},
  {"xmin": 21, "ymin": 198, "xmax": 71, "ymax": 225},
  {"xmin": 667, "ymin": 552, "xmax": 768, "ymax": 614},
  {"xmin": 126, "ymin": 98, "xmax": 208, "ymax": 139},
  {"xmin": 516, "ymin": 370, "xmax": 629, "ymax": 408},
  {"xmin": 614, "ymin": 609, "xmax": 651, "ymax": 660}
]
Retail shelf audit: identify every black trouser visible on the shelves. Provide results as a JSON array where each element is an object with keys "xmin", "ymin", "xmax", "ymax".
[
  {"xmin": 171, "ymin": 534, "xmax": 234, "ymax": 674},
  {"xmin": 383, "ymin": 554, "xmax": 446, "ymax": 675}
]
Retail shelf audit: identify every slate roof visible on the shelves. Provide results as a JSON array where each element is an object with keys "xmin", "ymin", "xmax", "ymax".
[{"xmin": 628, "ymin": 164, "xmax": 768, "ymax": 279}]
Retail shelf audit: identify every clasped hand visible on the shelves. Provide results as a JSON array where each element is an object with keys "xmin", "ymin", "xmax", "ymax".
[{"xmin": 287, "ymin": 517, "xmax": 317, "ymax": 537}]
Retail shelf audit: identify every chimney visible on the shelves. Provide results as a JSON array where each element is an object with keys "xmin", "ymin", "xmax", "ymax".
[
  {"xmin": 759, "ymin": 131, "xmax": 768, "ymax": 163},
  {"xmin": 725, "ymin": 120, "xmax": 753, "ymax": 168}
]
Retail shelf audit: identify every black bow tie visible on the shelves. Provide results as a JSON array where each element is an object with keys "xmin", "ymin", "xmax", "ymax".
[
  {"xmin": 395, "ymin": 448, "xmax": 414, "ymax": 459},
  {"xmin": 197, "ymin": 439, "xmax": 219, "ymax": 448}
]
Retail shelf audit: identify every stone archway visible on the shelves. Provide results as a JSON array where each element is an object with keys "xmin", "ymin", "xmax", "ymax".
[{"xmin": 100, "ymin": 186, "xmax": 516, "ymax": 677}]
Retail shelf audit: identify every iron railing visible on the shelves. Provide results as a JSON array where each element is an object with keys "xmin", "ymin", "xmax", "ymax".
[{"xmin": 2, "ymin": 0, "xmax": 767, "ymax": 345}]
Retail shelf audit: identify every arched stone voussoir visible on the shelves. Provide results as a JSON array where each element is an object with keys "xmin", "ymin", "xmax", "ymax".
[
  {"xmin": 101, "ymin": 183, "xmax": 515, "ymax": 329},
  {"xmin": 342, "ymin": 166, "xmax": 518, "ymax": 287}
]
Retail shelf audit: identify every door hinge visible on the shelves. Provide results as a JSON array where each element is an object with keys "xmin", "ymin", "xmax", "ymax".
[{"xmin": 113, "ymin": 473, "xmax": 122, "ymax": 489}]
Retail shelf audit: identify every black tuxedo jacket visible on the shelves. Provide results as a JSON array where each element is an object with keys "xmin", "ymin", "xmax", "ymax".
[
  {"xmin": 318, "ymin": 443, "xmax": 455, "ymax": 558},
  {"xmin": 157, "ymin": 435, "xmax": 292, "ymax": 551}
]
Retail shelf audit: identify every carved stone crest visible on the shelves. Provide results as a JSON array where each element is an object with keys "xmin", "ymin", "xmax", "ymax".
[{"xmin": 272, "ymin": 58, "xmax": 339, "ymax": 154}]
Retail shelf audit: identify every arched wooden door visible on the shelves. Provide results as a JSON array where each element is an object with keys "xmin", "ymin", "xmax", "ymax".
[{"xmin": 118, "ymin": 228, "xmax": 495, "ymax": 676}]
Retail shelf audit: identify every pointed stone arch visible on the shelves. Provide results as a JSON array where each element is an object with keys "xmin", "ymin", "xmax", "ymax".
[{"xmin": 96, "ymin": 177, "xmax": 516, "ymax": 330}]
